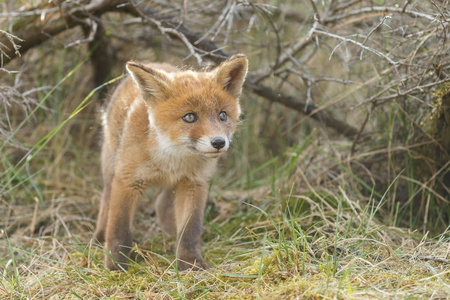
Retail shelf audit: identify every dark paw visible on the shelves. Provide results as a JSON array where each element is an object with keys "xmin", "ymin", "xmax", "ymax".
[
  {"xmin": 104, "ymin": 240, "xmax": 132, "ymax": 271},
  {"xmin": 105, "ymin": 255, "xmax": 130, "ymax": 271}
]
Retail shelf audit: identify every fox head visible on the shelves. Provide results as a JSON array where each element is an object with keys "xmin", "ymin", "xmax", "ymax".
[{"xmin": 126, "ymin": 54, "xmax": 248, "ymax": 158}]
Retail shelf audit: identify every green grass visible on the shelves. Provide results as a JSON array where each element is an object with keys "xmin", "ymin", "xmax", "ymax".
[{"xmin": 2, "ymin": 186, "xmax": 450, "ymax": 298}]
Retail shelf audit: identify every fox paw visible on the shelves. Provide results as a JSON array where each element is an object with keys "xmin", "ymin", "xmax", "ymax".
[{"xmin": 177, "ymin": 259, "xmax": 210, "ymax": 271}]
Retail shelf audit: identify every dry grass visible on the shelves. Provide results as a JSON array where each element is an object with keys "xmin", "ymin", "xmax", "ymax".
[
  {"xmin": 2, "ymin": 131, "xmax": 450, "ymax": 298},
  {"xmin": 2, "ymin": 179, "xmax": 450, "ymax": 298}
]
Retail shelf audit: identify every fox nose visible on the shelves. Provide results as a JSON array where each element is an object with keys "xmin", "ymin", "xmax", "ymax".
[{"xmin": 211, "ymin": 137, "xmax": 226, "ymax": 150}]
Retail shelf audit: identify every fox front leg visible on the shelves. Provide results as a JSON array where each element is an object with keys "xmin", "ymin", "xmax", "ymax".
[
  {"xmin": 104, "ymin": 177, "xmax": 142, "ymax": 271},
  {"xmin": 174, "ymin": 180, "xmax": 210, "ymax": 271}
]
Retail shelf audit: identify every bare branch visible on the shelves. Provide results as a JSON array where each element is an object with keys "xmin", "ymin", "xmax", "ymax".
[
  {"xmin": 366, "ymin": 77, "xmax": 450, "ymax": 107},
  {"xmin": 194, "ymin": 0, "xmax": 234, "ymax": 45},
  {"xmin": 314, "ymin": 29, "xmax": 399, "ymax": 66},
  {"xmin": 0, "ymin": 30, "xmax": 24, "ymax": 70},
  {"xmin": 323, "ymin": 6, "xmax": 442, "ymax": 23},
  {"xmin": 0, "ymin": 0, "xmax": 125, "ymax": 65},
  {"xmin": 136, "ymin": 13, "xmax": 203, "ymax": 65},
  {"xmin": 246, "ymin": 79, "xmax": 359, "ymax": 138},
  {"xmin": 65, "ymin": 19, "xmax": 98, "ymax": 48},
  {"xmin": 125, "ymin": 1, "xmax": 359, "ymax": 138}
]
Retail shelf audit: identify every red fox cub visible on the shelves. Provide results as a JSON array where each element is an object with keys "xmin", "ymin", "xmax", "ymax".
[{"xmin": 94, "ymin": 54, "xmax": 248, "ymax": 271}]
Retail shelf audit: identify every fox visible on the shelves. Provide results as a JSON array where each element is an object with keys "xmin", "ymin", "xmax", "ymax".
[{"xmin": 93, "ymin": 54, "xmax": 248, "ymax": 271}]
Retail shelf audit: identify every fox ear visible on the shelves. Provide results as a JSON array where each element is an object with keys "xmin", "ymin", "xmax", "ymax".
[
  {"xmin": 213, "ymin": 54, "xmax": 248, "ymax": 99},
  {"xmin": 126, "ymin": 62, "xmax": 170, "ymax": 102}
]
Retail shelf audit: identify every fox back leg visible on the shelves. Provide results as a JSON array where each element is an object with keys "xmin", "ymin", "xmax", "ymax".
[
  {"xmin": 155, "ymin": 188, "xmax": 177, "ymax": 237},
  {"xmin": 94, "ymin": 148, "xmax": 115, "ymax": 244},
  {"xmin": 155, "ymin": 184, "xmax": 209, "ymax": 270},
  {"xmin": 93, "ymin": 184, "xmax": 110, "ymax": 245}
]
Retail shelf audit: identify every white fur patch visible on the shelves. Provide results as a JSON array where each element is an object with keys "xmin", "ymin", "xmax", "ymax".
[
  {"xmin": 101, "ymin": 110, "xmax": 108, "ymax": 131},
  {"xmin": 184, "ymin": 70, "xmax": 199, "ymax": 80},
  {"xmin": 164, "ymin": 72, "xmax": 175, "ymax": 80},
  {"xmin": 144, "ymin": 131, "xmax": 217, "ymax": 185},
  {"xmin": 126, "ymin": 65, "xmax": 140, "ymax": 88},
  {"xmin": 195, "ymin": 136, "xmax": 229, "ymax": 153},
  {"xmin": 148, "ymin": 109, "xmax": 156, "ymax": 129},
  {"xmin": 126, "ymin": 99, "xmax": 141, "ymax": 120}
]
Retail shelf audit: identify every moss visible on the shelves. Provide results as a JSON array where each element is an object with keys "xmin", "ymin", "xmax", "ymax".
[
  {"xmin": 422, "ymin": 82, "xmax": 450, "ymax": 147},
  {"xmin": 407, "ymin": 82, "xmax": 450, "ymax": 228}
]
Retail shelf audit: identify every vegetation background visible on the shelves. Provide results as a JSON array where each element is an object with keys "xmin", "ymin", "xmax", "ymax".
[{"xmin": 1, "ymin": 0, "xmax": 450, "ymax": 298}]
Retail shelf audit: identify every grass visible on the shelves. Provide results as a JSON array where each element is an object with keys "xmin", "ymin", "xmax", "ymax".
[
  {"xmin": 2, "ymin": 98, "xmax": 450, "ymax": 298},
  {"xmin": 2, "ymin": 183, "xmax": 450, "ymax": 298},
  {"xmin": 2, "ymin": 87, "xmax": 450, "ymax": 298}
]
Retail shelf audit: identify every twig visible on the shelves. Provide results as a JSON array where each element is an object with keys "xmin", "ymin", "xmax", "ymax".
[
  {"xmin": 29, "ymin": 197, "xmax": 39, "ymax": 237},
  {"xmin": 314, "ymin": 29, "xmax": 398, "ymax": 66},
  {"xmin": 142, "ymin": 15, "xmax": 203, "ymax": 65},
  {"xmin": 194, "ymin": 0, "xmax": 233, "ymax": 45},
  {"xmin": 351, "ymin": 106, "xmax": 372, "ymax": 156},
  {"xmin": 249, "ymin": 1, "xmax": 282, "ymax": 72},
  {"xmin": 0, "ymin": 0, "xmax": 125, "ymax": 65},
  {"xmin": 0, "ymin": 7, "xmax": 60, "ymax": 17},
  {"xmin": 127, "ymin": 0, "xmax": 228, "ymax": 61},
  {"xmin": 308, "ymin": 0, "xmax": 321, "ymax": 22},
  {"xmin": 429, "ymin": 0, "xmax": 448, "ymax": 44},
  {"xmin": 217, "ymin": 1, "xmax": 236, "ymax": 45},
  {"xmin": 366, "ymin": 77, "xmax": 450, "ymax": 107},
  {"xmin": 0, "ymin": 67, "xmax": 18, "ymax": 74},
  {"xmin": 65, "ymin": 19, "xmax": 98, "ymax": 48},
  {"xmin": 246, "ymin": 79, "xmax": 358, "ymax": 138},
  {"xmin": 402, "ymin": 254, "xmax": 450, "ymax": 264},
  {"xmin": 323, "ymin": 6, "xmax": 440, "ymax": 23},
  {"xmin": 359, "ymin": 15, "xmax": 391, "ymax": 60},
  {"xmin": 401, "ymin": 0, "xmax": 412, "ymax": 13},
  {"xmin": 0, "ymin": 30, "xmax": 23, "ymax": 60},
  {"xmin": 251, "ymin": 38, "xmax": 313, "ymax": 83}
]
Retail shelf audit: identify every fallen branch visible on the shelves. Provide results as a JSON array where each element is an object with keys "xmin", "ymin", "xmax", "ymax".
[{"xmin": 0, "ymin": 0, "xmax": 125, "ymax": 65}]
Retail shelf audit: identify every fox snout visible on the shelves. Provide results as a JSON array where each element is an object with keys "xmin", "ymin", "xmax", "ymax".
[
  {"xmin": 211, "ymin": 137, "xmax": 226, "ymax": 150},
  {"xmin": 191, "ymin": 135, "xmax": 230, "ymax": 157}
]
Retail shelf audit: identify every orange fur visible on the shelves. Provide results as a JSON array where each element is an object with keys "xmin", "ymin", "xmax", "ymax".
[{"xmin": 94, "ymin": 54, "xmax": 248, "ymax": 271}]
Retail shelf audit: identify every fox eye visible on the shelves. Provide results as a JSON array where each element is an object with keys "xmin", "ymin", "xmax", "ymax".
[
  {"xmin": 219, "ymin": 111, "xmax": 227, "ymax": 122},
  {"xmin": 182, "ymin": 113, "xmax": 197, "ymax": 123}
]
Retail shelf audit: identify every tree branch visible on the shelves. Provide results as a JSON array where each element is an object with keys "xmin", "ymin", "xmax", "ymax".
[
  {"xmin": 1, "ymin": 0, "xmax": 359, "ymax": 138},
  {"xmin": 246, "ymin": 80, "xmax": 358, "ymax": 138},
  {"xmin": 125, "ymin": 0, "xmax": 358, "ymax": 138},
  {"xmin": 0, "ymin": 0, "xmax": 125, "ymax": 65}
]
